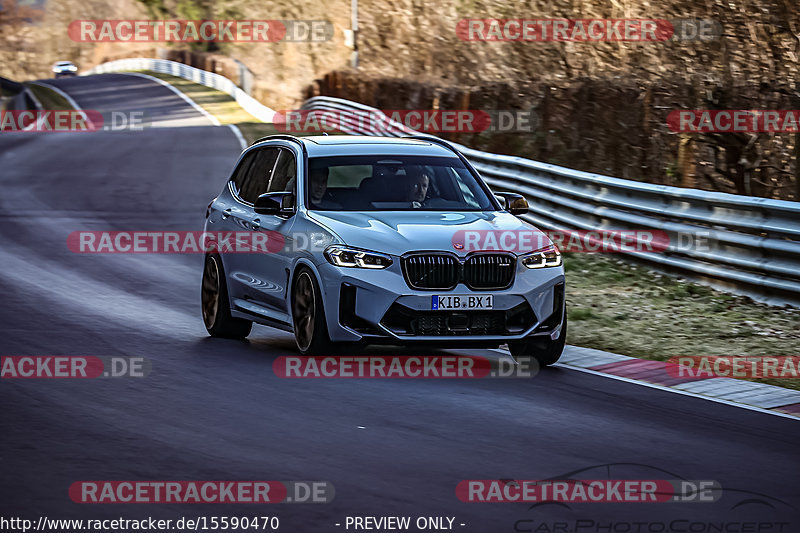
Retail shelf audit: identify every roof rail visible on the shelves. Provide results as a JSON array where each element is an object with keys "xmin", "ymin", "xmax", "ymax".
[
  {"xmin": 402, "ymin": 134, "xmax": 460, "ymax": 154},
  {"xmin": 250, "ymin": 134, "xmax": 307, "ymax": 155},
  {"xmin": 402, "ymin": 134, "xmax": 455, "ymax": 147}
]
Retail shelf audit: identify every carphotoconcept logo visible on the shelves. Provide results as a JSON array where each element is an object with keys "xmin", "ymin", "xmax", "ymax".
[{"xmin": 508, "ymin": 463, "xmax": 795, "ymax": 531}]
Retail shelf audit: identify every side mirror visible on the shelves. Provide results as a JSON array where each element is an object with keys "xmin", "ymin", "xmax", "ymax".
[
  {"xmin": 254, "ymin": 192, "xmax": 294, "ymax": 216},
  {"xmin": 495, "ymin": 192, "xmax": 529, "ymax": 216}
]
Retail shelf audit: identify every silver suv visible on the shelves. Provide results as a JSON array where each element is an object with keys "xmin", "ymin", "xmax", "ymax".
[{"xmin": 201, "ymin": 135, "xmax": 566, "ymax": 365}]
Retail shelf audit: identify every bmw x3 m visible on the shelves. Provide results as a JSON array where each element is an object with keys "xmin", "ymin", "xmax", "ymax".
[{"xmin": 201, "ymin": 135, "xmax": 566, "ymax": 365}]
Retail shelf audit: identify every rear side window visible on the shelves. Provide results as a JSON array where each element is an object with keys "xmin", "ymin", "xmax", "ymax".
[
  {"xmin": 230, "ymin": 152, "xmax": 256, "ymax": 196},
  {"xmin": 239, "ymin": 148, "xmax": 280, "ymax": 203},
  {"xmin": 269, "ymin": 149, "xmax": 297, "ymax": 193}
]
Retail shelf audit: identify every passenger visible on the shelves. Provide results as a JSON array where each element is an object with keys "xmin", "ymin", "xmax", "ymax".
[{"xmin": 309, "ymin": 167, "xmax": 341, "ymax": 209}]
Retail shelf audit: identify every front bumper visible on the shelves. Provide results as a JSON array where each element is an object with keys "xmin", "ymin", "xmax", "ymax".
[{"xmin": 317, "ymin": 259, "xmax": 565, "ymax": 344}]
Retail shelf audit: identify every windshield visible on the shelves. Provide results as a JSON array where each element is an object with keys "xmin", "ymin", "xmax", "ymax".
[{"xmin": 306, "ymin": 155, "xmax": 496, "ymax": 211}]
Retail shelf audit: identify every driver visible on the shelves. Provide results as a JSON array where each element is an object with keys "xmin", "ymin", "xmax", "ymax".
[{"xmin": 405, "ymin": 168, "xmax": 431, "ymax": 207}]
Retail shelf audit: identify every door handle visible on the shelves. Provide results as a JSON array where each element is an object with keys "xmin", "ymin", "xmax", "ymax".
[
  {"xmin": 251, "ymin": 218, "xmax": 261, "ymax": 230},
  {"xmin": 221, "ymin": 208, "xmax": 232, "ymax": 220}
]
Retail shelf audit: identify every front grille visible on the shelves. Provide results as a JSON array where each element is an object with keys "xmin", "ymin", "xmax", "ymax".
[
  {"xmin": 381, "ymin": 302, "xmax": 536, "ymax": 337},
  {"xmin": 403, "ymin": 255, "xmax": 459, "ymax": 289},
  {"xmin": 402, "ymin": 253, "xmax": 515, "ymax": 290},
  {"xmin": 464, "ymin": 254, "xmax": 515, "ymax": 289}
]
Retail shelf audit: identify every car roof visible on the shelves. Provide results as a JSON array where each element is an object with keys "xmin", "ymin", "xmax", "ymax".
[{"xmin": 254, "ymin": 135, "xmax": 459, "ymax": 158}]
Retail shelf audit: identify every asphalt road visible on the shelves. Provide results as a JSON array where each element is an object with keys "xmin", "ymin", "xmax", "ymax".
[
  {"xmin": 1, "ymin": 74, "xmax": 798, "ymax": 532},
  {"xmin": 38, "ymin": 73, "xmax": 215, "ymax": 128}
]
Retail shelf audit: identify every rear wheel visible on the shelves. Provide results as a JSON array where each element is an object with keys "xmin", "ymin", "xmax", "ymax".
[
  {"xmin": 509, "ymin": 314, "xmax": 567, "ymax": 366},
  {"xmin": 292, "ymin": 267, "xmax": 333, "ymax": 355},
  {"xmin": 201, "ymin": 254, "xmax": 252, "ymax": 339}
]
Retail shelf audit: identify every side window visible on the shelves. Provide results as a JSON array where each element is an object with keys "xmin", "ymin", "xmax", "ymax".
[
  {"xmin": 269, "ymin": 149, "xmax": 297, "ymax": 193},
  {"xmin": 240, "ymin": 148, "xmax": 279, "ymax": 203},
  {"xmin": 230, "ymin": 151, "xmax": 256, "ymax": 196}
]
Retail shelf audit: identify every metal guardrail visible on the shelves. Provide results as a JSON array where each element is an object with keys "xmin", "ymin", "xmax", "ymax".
[
  {"xmin": 299, "ymin": 96, "xmax": 800, "ymax": 305},
  {"xmin": 84, "ymin": 58, "xmax": 276, "ymax": 123}
]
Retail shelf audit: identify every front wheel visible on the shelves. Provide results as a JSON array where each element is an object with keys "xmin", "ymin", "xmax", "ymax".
[
  {"xmin": 292, "ymin": 267, "xmax": 334, "ymax": 355},
  {"xmin": 509, "ymin": 314, "xmax": 567, "ymax": 366},
  {"xmin": 201, "ymin": 254, "xmax": 252, "ymax": 339}
]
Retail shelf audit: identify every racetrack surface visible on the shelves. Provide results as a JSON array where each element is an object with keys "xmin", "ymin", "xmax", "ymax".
[
  {"xmin": 1, "ymin": 74, "xmax": 798, "ymax": 531},
  {"xmin": 37, "ymin": 73, "xmax": 215, "ymax": 128}
]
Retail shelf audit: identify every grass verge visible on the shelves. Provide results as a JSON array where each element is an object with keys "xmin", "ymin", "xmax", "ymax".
[
  {"xmin": 26, "ymin": 83, "xmax": 74, "ymax": 110},
  {"xmin": 565, "ymin": 253, "xmax": 800, "ymax": 390}
]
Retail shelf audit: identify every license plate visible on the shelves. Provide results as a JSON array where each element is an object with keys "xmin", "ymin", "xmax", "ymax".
[{"xmin": 431, "ymin": 295, "xmax": 494, "ymax": 310}]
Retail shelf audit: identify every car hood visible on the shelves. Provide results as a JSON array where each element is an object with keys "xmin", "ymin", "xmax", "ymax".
[{"xmin": 307, "ymin": 210, "xmax": 551, "ymax": 256}]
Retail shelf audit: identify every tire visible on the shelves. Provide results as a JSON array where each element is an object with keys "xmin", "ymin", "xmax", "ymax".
[
  {"xmin": 201, "ymin": 253, "xmax": 252, "ymax": 339},
  {"xmin": 291, "ymin": 267, "xmax": 334, "ymax": 355},
  {"xmin": 509, "ymin": 314, "xmax": 567, "ymax": 366}
]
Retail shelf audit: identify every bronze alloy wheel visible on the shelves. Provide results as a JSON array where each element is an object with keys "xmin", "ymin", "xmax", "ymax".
[
  {"xmin": 292, "ymin": 271, "xmax": 316, "ymax": 352},
  {"xmin": 201, "ymin": 255, "xmax": 221, "ymax": 330}
]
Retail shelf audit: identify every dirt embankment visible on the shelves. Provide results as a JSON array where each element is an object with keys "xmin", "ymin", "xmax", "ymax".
[{"xmin": 313, "ymin": 0, "xmax": 800, "ymax": 200}]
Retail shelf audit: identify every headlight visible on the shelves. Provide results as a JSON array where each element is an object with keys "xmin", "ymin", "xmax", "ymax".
[
  {"xmin": 324, "ymin": 245, "xmax": 393, "ymax": 269},
  {"xmin": 520, "ymin": 246, "xmax": 562, "ymax": 269}
]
